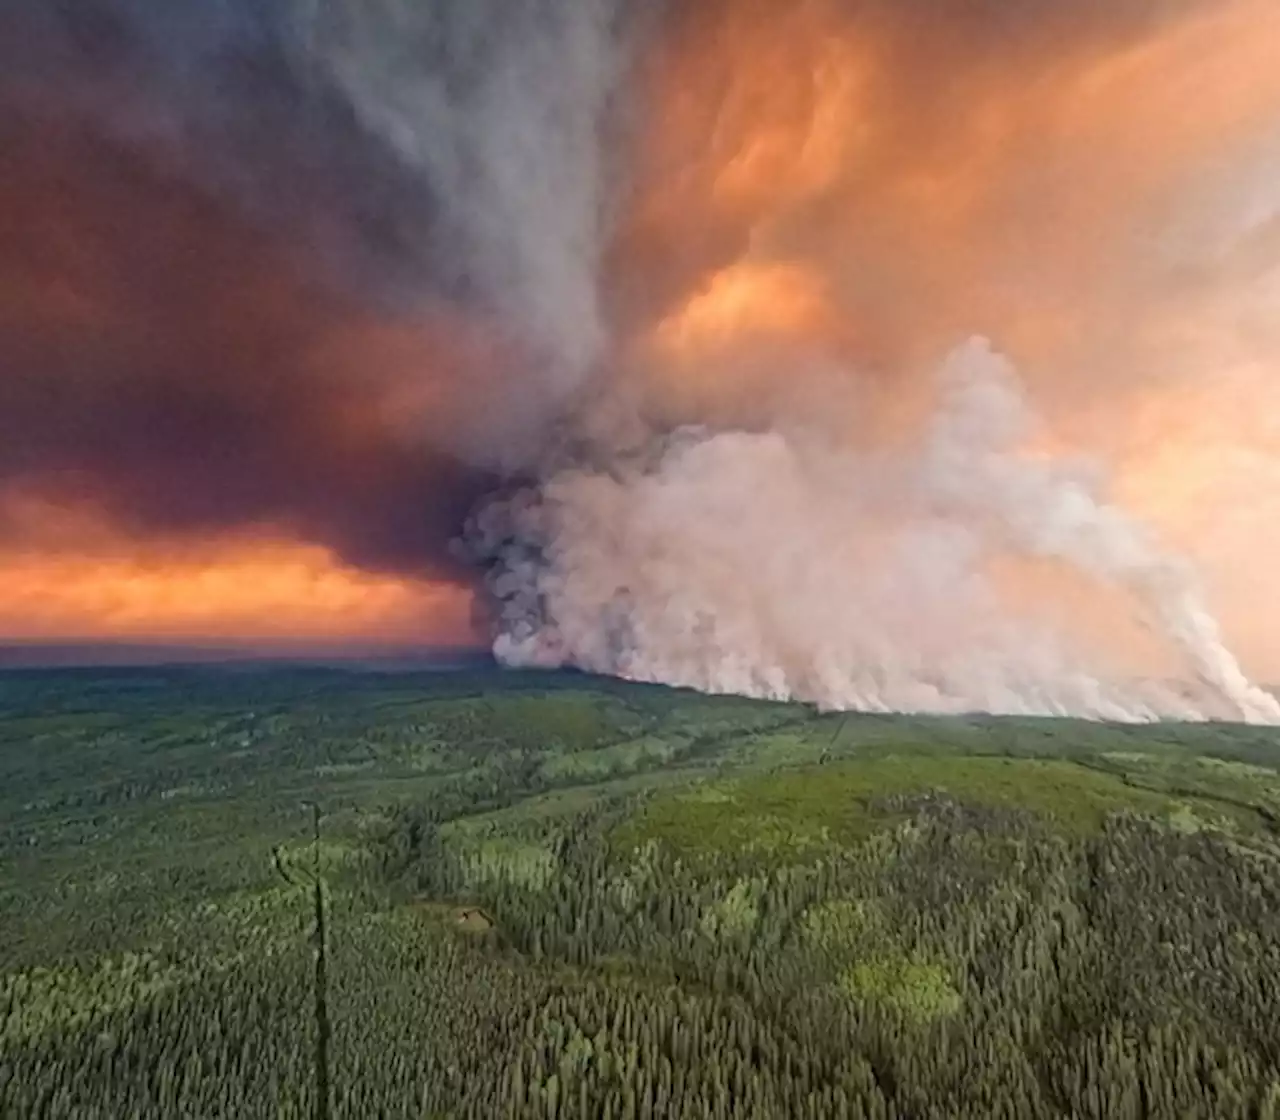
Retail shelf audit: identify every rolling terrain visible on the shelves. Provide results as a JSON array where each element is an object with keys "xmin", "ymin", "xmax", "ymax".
[{"xmin": 2, "ymin": 666, "xmax": 1279, "ymax": 1117}]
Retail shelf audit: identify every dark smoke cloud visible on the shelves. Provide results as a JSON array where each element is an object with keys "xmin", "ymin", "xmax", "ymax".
[
  {"xmin": 0, "ymin": 107, "xmax": 494, "ymax": 577},
  {"xmin": 0, "ymin": 0, "xmax": 633, "ymax": 576},
  {"xmin": 0, "ymin": 3, "xmax": 441, "ymax": 298}
]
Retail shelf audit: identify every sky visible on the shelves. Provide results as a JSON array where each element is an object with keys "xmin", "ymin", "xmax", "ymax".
[
  {"xmin": 0, "ymin": 4, "xmax": 494, "ymax": 648},
  {"xmin": 2, "ymin": 0, "xmax": 1280, "ymax": 693}
]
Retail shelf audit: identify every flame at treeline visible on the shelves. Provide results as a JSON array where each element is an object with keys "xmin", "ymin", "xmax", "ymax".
[{"xmin": 2, "ymin": 1, "xmax": 1279, "ymax": 718}]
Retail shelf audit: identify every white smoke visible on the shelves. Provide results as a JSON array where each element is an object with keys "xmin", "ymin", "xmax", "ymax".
[{"xmin": 467, "ymin": 337, "xmax": 1279, "ymax": 724}]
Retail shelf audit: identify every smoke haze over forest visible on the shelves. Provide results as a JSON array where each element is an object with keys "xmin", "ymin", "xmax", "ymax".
[{"xmin": 3, "ymin": 1, "xmax": 1280, "ymax": 719}]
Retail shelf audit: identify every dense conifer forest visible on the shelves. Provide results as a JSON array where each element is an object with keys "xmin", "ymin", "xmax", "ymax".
[{"xmin": 2, "ymin": 665, "xmax": 1279, "ymax": 1117}]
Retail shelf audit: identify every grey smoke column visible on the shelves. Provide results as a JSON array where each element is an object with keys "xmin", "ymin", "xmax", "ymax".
[{"xmin": 309, "ymin": 0, "xmax": 635, "ymax": 466}]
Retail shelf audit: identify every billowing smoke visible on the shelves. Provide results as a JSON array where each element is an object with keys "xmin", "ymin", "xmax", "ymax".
[
  {"xmin": 463, "ymin": 0, "xmax": 1280, "ymax": 723},
  {"xmin": 466, "ymin": 338, "xmax": 1279, "ymax": 722},
  {"xmin": 3, "ymin": 0, "xmax": 1279, "ymax": 719}
]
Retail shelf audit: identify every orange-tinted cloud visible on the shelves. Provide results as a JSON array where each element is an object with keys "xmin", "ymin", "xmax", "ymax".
[
  {"xmin": 0, "ymin": 492, "xmax": 477, "ymax": 647},
  {"xmin": 0, "ymin": 539, "xmax": 472, "ymax": 647},
  {"xmin": 600, "ymin": 0, "xmax": 1280, "ymax": 677},
  {"xmin": 615, "ymin": 0, "xmax": 1280, "ymax": 382}
]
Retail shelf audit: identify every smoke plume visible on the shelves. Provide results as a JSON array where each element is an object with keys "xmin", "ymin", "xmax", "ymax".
[
  {"xmin": 466, "ymin": 0, "xmax": 1280, "ymax": 723},
  {"xmin": 467, "ymin": 338, "xmax": 1279, "ymax": 722},
  {"xmin": 3, "ymin": 0, "xmax": 1279, "ymax": 719}
]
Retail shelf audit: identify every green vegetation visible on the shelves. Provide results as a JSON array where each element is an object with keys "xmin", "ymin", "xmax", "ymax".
[
  {"xmin": 839, "ymin": 956, "xmax": 962, "ymax": 1023},
  {"xmin": 2, "ymin": 664, "xmax": 1280, "ymax": 1116},
  {"xmin": 610, "ymin": 755, "xmax": 1212, "ymax": 863}
]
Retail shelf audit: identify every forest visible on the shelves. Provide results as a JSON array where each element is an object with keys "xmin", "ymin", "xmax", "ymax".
[{"xmin": 2, "ymin": 664, "xmax": 1279, "ymax": 1118}]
